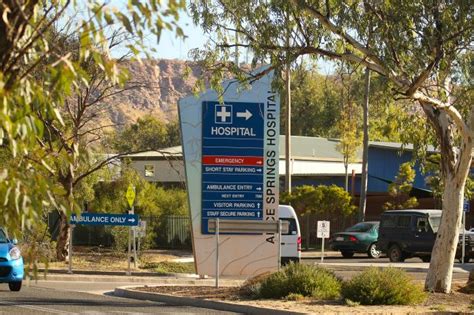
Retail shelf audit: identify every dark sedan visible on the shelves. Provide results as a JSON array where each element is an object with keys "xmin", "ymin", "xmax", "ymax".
[{"xmin": 329, "ymin": 221, "xmax": 381, "ymax": 258}]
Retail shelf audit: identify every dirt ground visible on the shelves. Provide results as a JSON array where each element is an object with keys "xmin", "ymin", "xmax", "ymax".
[
  {"xmin": 38, "ymin": 247, "xmax": 194, "ymax": 272},
  {"xmin": 136, "ymin": 282, "xmax": 474, "ymax": 314}
]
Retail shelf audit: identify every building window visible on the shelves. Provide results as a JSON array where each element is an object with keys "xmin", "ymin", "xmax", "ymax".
[{"xmin": 144, "ymin": 165, "xmax": 155, "ymax": 177}]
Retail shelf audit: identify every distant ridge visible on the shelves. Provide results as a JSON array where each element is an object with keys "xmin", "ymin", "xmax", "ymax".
[{"xmin": 102, "ymin": 58, "xmax": 202, "ymax": 128}]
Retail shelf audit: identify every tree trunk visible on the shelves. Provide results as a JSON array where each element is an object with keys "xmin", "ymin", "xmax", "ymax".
[
  {"xmin": 56, "ymin": 212, "xmax": 70, "ymax": 261},
  {"xmin": 56, "ymin": 170, "xmax": 75, "ymax": 261},
  {"xmin": 358, "ymin": 67, "xmax": 370, "ymax": 222},
  {"xmin": 425, "ymin": 163, "xmax": 471, "ymax": 292},
  {"xmin": 423, "ymin": 102, "xmax": 473, "ymax": 293}
]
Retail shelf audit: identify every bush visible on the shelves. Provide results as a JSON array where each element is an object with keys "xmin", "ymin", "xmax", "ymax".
[
  {"xmin": 239, "ymin": 272, "xmax": 272, "ymax": 298},
  {"xmin": 258, "ymin": 263, "xmax": 341, "ymax": 300},
  {"xmin": 342, "ymin": 267, "xmax": 427, "ymax": 305},
  {"xmin": 110, "ymin": 226, "xmax": 130, "ymax": 252}
]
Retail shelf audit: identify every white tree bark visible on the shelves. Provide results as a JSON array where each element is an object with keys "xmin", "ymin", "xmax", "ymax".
[{"xmin": 423, "ymin": 102, "xmax": 473, "ymax": 293}]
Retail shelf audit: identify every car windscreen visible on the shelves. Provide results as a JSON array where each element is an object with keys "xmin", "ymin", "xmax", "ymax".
[
  {"xmin": 0, "ymin": 229, "xmax": 7, "ymax": 243},
  {"xmin": 429, "ymin": 216, "xmax": 441, "ymax": 233},
  {"xmin": 346, "ymin": 223, "xmax": 375, "ymax": 233}
]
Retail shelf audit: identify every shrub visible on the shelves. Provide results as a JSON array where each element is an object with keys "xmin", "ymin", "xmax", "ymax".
[
  {"xmin": 286, "ymin": 293, "xmax": 305, "ymax": 301},
  {"xmin": 258, "ymin": 262, "xmax": 341, "ymax": 300},
  {"xmin": 342, "ymin": 267, "xmax": 427, "ymax": 305},
  {"xmin": 239, "ymin": 272, "xmax": 272, "ymax": 298},
  {"xmin": 110, "ymin": 226, "xmax": 130, "ymax": 252}
]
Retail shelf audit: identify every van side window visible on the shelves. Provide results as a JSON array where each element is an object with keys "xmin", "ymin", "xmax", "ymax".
[
  {"xmin": 416, "ymin": 217, "xmax": 429, "ymax": 232},
  {"xmin": 280, "ymin": 218, "xmax": 297, "ymax": 235},
  {"xmin": 381, "ymin": 215, "xmax": 396, "ymax": 228},
  {"xmin": 397, "ymin": 216, "xmax": 411, "ymax": 228}
]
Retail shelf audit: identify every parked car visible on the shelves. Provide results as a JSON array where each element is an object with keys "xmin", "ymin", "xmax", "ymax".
[
  {"xmin": 0, "ymin": 228, "xmax": 23, "ymax": 291},
  {"xmin": 329, "ymin": 221, "xmax": 381, "ymax": 258},
  {"xmin": 377, "ymin": 209, "xmax": 474, "ymax": 262},
  {"xmin": 279, "ymin": 205, "xmax": 302, "ymax": 265}
]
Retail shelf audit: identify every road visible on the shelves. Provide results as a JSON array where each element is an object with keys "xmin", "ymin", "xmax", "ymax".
[
  {"xmin": 0, "ymin": 255, "xmax": 470, "ymax": 314},
  {"xmin": 0, "ymin": 280, "xmax": 240, "ymax": 315},
  {"xmin": 303, "ymin": 253, "xmax": 472, "ymax": 281}
]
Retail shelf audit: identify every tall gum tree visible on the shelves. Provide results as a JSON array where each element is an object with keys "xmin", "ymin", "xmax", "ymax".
[
  {"xmin": 0, "ymin": 0, "xmax": 185, "ymax": 259},
  {"xmin": 191, "ymin": 0, "xmax": 473, "ymax": 293}
]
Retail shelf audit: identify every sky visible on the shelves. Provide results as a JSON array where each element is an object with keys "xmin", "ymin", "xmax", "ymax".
[
  {"xmin": 106, "ymin": 2, "xmax": 335, "ymax": 74},
  {"xmin": 144, "ymin": 12, "xmax": 204, "ymax": 61}
]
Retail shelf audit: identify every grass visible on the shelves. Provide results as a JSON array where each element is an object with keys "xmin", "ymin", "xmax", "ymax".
[{"xmin": 140, "ymin": 261, "xmax": 195, "ymax": 274}]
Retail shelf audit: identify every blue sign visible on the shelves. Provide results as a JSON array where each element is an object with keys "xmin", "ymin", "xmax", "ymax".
[
  {"xmin": 464, "ymin": 199, "xmax": 470, "ymax": 213},
  {"xmin": 70, "ymin": 213, "xmax": 139, "ymax": 226},
  {"xmin": 202, "ymin": 101, "xmax": 264, "ymax": 234}
]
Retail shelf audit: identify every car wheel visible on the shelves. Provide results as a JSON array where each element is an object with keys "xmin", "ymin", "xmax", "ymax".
[
  {"xmin": 341, "ymin": 251, "xmax": 354, "ymax": 258},
  {"xmin": 421, "ymin": 256, "xmax": 431, "ymax": 262},
  {"xmin": 367, "ymin": 243, "xmax": 381, "ymax": 259},
  {"xmin": 8, "ymin": 281, "xmax": 21, "ymax": 292},
  {"xmin": 388, "ymin": 245, "xmax": 404, "ymax": 262}
]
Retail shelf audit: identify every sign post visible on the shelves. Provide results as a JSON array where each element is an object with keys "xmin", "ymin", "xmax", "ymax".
[
  {"xmin": 317, "ymin": 221, "xmax": 330, "ymax": 263},
  {"xmin": 137, "ymin": 220, "xmax": 146, "ymax": 255},
  {"xmin": 462, "ymin": 199, "xmax": 470, "ymax": 264},
  {"xmin": 278, "ymin": 220, "xmax": 282, "ymax": 271},
  {"xmin": 215, "ymin": 218, "xmax": 220, "ymax": 288},
  {"xmin": 126, "ymin": 185, "xmax": 137, "ymax": 272}
]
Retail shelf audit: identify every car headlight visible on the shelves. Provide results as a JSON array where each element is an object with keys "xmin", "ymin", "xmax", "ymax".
[{"xmin": 9, "ymin": 247, "xmax": 21, "ymax": 260}]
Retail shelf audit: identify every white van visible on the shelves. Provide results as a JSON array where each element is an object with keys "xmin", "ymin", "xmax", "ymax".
[{"xmin": 279, "ymin": 205, "xmax": 302, "ymax": 264}]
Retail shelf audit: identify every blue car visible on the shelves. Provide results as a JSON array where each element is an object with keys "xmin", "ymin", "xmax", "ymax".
[{"xmin": 0, "ymin": 228, "xmax": 23, "ymax": 291}]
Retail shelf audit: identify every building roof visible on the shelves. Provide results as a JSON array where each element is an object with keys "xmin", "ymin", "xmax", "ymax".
[
  {"xmin": 121, "ymin": 137, "xmax": 442, "ymax": 163},
  {"xmin": 122, "ymin": 146, "xmax": 182, "ymax": 158},
  {"xmin": 121, "ymin": 136, "xmax": 361, "ymax": 162},
  {"xmin": 279, "ymin": 136, "xmax": 361, "ymax": 162},
  {"xmin": 368, "ymin": 141, "xmax": 437, "ymax": 153}
]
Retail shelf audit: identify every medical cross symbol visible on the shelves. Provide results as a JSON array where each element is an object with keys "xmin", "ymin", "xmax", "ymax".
[{"xmin": 215, "ymin": 105, "xmax": 232, "ymax": 124}]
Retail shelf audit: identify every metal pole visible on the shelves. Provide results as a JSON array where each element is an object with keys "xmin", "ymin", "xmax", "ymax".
[
  {"xmin": 462, "ymin": 210, "xmax": 466, "ymax": 264},
  {"xmin": 127, "ymin": 227, "xmax": 131, "ymax": 275},
  {"xmin": 358, "ymin": 67, "xmax": 371, "ymax": 222},
  {"xmin": 215, "ymin": 218, "xmax": 220, "ymax": 288},
  {"xmin": 321, "ymin": 237, "xmax": 325, "ymax": 263},
  {"xmin": 132, "ymin": 197, "xmax": 137, "ymax": 268},
  {"xmin": 284, "ymin": 5, "xmax": 292, "ymax": 194},
  {"xmin": 133, "ymin": 226, "xmax": 138, "ymax": 268},
  {"xmin": 138, "ymin": 230, "xmax": 141, "ymax": 257},
  {"xmin": 278, "ymin": 220, "xmax": 282, "ymax": 271},
  {"xmin": 68, "ymin": 225, "xmax": 74, "ymax": 274}
]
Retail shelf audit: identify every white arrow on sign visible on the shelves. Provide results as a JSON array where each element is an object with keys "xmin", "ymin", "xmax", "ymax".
[
  {"xmin": 236, "ymin": 109, "xmax": 252, "ymax": 120},
  {"xmin": 128, "ymin": 218, "xmax": 136, "ymax": 223}
]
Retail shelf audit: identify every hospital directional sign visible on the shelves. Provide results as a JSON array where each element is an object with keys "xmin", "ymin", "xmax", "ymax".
[
  {"xmin": 202, "ymin": 101, "xmax": 264, "ymax": 234},
  {"xmin": 70, "ymin": 213, "xmax": 139, "ymax": 226}
]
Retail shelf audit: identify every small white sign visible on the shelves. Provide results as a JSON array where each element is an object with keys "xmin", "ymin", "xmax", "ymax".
[{"xmin": 317, "ymin": 221, "xmax": 330, "ymax": 238}]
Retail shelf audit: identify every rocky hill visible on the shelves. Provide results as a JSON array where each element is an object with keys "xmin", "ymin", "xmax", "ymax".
[{"xmin": 103, "ymin": 59, "xmax": 202, "ymax": 128}]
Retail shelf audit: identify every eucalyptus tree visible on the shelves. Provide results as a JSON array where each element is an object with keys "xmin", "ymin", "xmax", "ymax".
[
  {"xmin": 0, "ymin": 0, "xmax": 185, "ymax": 258},
  {"xmin": 191, "ymin": 0, "xmax": 473, "ymax": 293}
]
